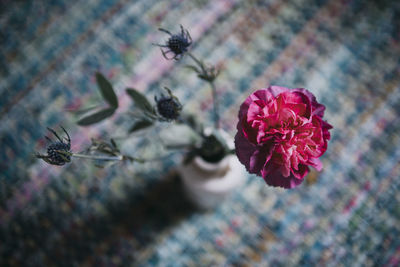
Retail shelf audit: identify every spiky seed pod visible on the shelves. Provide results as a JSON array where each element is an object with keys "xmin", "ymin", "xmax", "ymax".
[
  {"xmin": 46, "ymin": 142, "xmax": 71, "ymax": 165},
  {"xmin": 167, "ymin": 34, "xmax": 191, "ymax": 56},
  {"xmin": 154, "ymin": 25, "xmax": 192, "ymax": 60},
  {"xmin": 36, "ymin": 126, "xmax": 72, "ymax": 166},
  {"xmin": 156, "ymin": 97, "xmax": 182, "ymax": 120}
]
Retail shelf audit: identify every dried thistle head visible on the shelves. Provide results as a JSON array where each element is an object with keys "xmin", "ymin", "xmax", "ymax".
[
  {"xmin": 35, "ymin": 126, "xmax": 72, "ymax": 166},
  {"xmin": 155, "ymin": 87, "xmax": 182, "ymax": 121},
  {"xmin": 154, "ymin": 25, "xmax": 192, "ymax": 60}
]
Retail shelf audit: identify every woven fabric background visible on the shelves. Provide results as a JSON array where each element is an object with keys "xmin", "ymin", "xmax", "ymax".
[{"xmin": 1, "ymin": 0, "xmax": 400, "ymax": 266}]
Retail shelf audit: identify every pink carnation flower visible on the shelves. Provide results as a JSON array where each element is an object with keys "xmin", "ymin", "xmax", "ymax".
[{"xmin": 234, "ymin": 86, "xmax": 332, "ymax": 189}]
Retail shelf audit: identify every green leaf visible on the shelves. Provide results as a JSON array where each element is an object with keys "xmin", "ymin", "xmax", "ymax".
[
  {"xmin": 129, "ymin": 120, "xmax": 153, "ymax": 133},
  {"xmin": 126, "ymin": 88, "xmax": 154, "ymax": 114},
  {"xmin": 68, "ymin": 105, "xmax": 100, "ymax": 115},
  {"xmin": 96, "ymin": 72, "xmax": 119, "ymax": 108},
  {"xmin": 77, "ymin": 108, "xmax": 116, "ymax": 126}
]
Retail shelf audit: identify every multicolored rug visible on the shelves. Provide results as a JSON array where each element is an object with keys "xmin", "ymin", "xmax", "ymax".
[{"xmin": 1, "ymin": 0, "xmax": 400, "ymax": 266}]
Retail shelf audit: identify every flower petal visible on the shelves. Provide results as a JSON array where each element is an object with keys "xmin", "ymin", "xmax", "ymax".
[
  {"xmin": 308, "ymin": 157, "xmax": 323, "ymax": 171},
  {"xmin": 235, "ymin": 126, "xmax": 273, "ymax": 175},
  {"xmin": 293, "ymin": 88, "xmax": 325, "ymax": 117},
  {"xmin": 265, "ymin": 85, "xmax": 290, "ymax": 97},
  {"xmin": 262, "ymin": 162, "xmax": 305, "ymax": 189}
]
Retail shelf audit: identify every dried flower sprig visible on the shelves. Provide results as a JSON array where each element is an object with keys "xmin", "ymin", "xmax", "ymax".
[
  {"xmin": 153, "ymin": 25, "xmax": 192, "ymax": 60},
  {"xmin": 40, "ymin": 26, "xmax": 229, "ymax": 168},
  {"xmin": 35, "ymin": 126, "xmax": 72, "ymax": 166},
  {"xmin": 154, "ymin": 26, "xmax": 228, "ymax": 161},
  {"xmin": 185, "ymin": 52, "xmax": 222, "ymax": 129},
  {"xmin": 125, "ymin": 87, "xmax": 183, "ymax": 133},
  {"xmin": 154, "ymin": 25, "xmax": 222, "ymax": 129},
  {"xmin": 35, "ymin": 127, "xmax": 144, "ymax": 166}
]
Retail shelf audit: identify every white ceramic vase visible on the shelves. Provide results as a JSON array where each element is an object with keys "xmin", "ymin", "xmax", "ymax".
[{"xmin": 178, "ymin": 152, "xmax": 247, "ymax": 210}]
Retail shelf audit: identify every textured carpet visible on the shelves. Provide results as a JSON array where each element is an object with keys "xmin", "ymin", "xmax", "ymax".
[{"xmin": 1, "ymin": 0, "xmax": 400, "ymax": 266}]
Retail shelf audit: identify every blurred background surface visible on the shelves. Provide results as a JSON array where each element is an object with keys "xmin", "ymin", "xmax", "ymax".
[{"xmin": 1, "ymin": 0, "xmax": 400, "ymax": 266}]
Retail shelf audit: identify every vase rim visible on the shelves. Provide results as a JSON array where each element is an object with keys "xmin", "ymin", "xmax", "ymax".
[{"xmin": 193, "ymin": 155, "xmax": 231, "ymax": 173}]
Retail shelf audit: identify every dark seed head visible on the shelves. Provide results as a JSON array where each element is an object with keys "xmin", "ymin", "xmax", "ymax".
[
  {"xmin": 156, "ymin": 97, "xmax": 182, "ymax": 120},
  {"xmin": 155, "ymin": 26, "xmax": 192, "ymax": 60},
  {"xmin": 47, "ymin": 142, "xmax": 71, "ymax": 165},
  {"xmin": 167, "ymin": 35, "xmax": 190, "ymax": 55}
]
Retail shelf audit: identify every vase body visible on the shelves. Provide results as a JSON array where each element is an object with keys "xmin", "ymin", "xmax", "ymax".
[{"xmin": 178, "ymin": 154, "xmax": 246, "ymax": 209}]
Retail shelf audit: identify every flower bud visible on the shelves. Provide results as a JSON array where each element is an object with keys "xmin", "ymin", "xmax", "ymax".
[
  {"xmin": 36, "ymin": 127, "xmax": 72, "ymax": 166},
  {"xmin": 46, "ymin": 142, "xmax": 71, "ymax": 165},
  {"xmin": 156, "ymin": 96, "xmax": 182, "ymax": 120},
  {"xmin": 154, "ymin": 25, "xmax": 192, "ymax": 60}
]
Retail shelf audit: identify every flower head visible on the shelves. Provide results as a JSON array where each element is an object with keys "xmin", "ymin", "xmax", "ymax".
[
  {"xmin": 154, "ymin": 25, "xmax": 192, "ymax": 60},
  {"xmin": 36, "ymin": 127, "xmax": 72, "ymax": 166},
  {"xmin": 155, "ymin": 88, "xmax": 182, "ymax": 120},
  {"xmin": 235, "ymin": 86, "xmax": 332, "ymax": 189}
]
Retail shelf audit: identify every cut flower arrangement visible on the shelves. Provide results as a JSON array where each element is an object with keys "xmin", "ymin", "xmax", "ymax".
[{"xmin": 35, "ymin": 26, "xmax": 332, "ymax": 203}]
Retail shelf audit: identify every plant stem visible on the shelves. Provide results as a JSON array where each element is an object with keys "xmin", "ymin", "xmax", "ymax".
[
  {"xmin": 187, "ymin": 52, "xmax": 205, "ymax": 72},
  {"xmin": 209, "ymin": 81, "xmax": 220, "ymax": 129},
  {"xmin": 71, "ymin": 153, "xmax": 124, "ymax": 161},
  {"xmin": 186, "ymin": 52, "xmax": 220, "ymax": 129},
  {"xmin": 56, "ymin": 150, "xmax": 150, "ymax": 163}
]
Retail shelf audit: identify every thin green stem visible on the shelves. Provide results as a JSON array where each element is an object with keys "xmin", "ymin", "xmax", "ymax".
[
  {"xmin": 186, "ymin": 52, "xmax": 220, "ymax": 129},
  {"xmin": 187, "ymin": 52, "xmax": 205, "ymax": 72},
  {"xmin": 56, "ymin": 150, "xmax": 157, "ymax": 163},
  {"xmin": 71, "ymin": 153, "xmax": 124, "ymax": 161},
  {"xmin": 209, "ymin": 81, "xmax": 220, "ymax": 129},
  {"xmin": 55, "ymin": 150, "xmax": 123, "ymax": 161}
]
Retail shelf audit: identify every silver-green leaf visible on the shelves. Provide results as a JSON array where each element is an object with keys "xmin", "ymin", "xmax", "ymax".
[
  {"xmin": 96, "ymin": 72, "xmax": 118, "ymax": 108},
  {"xmin": 77, "ymin": 108, "xmax": 116, "ymax": 126},
  {"xmin": 129, "ymin": 120, "xmax": 153, "ymax": 133},
  {"xmin": 126, "ymin": 88, "xmax": 154, "ymax": 114}
]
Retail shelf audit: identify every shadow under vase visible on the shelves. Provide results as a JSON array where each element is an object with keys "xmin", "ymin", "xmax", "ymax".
[{"xmin": 0, "ymin": 171, "xmax": 197, "ymax": 266}]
